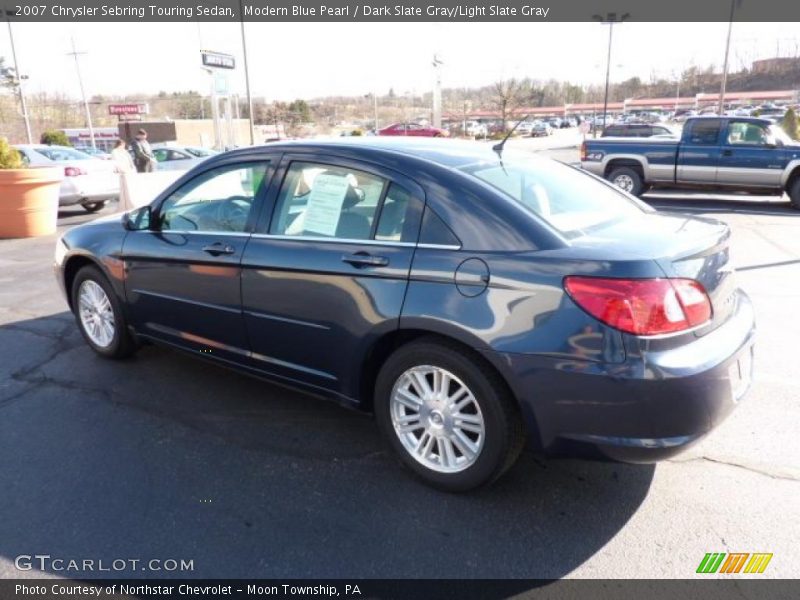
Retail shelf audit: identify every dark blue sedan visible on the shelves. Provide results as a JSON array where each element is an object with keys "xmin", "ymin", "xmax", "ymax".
[{"xmin": 54, "ymin": 138, "xmax": 755, "ymax": 491}]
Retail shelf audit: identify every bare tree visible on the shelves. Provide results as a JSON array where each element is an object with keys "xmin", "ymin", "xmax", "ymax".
[{"xmin": 491, "ymin": 78, "xmax": 523, "ymax": 131}]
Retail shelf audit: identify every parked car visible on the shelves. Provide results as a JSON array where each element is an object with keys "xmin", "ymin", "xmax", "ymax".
[
  {"xmin": 514, "ymin": 121, "xmax": 536, "ymax": 136},
  {"xmin": 530, "ymin": 121, "xmax": 553, "ymax": 137},
  {"xmin": 151, "ymin": 144, "xmax": 219, "ymax": 171},
  {"xmin": 14, "ymin": 144, "xmax": 119, "ymax": 212},
  {"xmin": 55, "ymin": 137, "xmax": 755, "ymax": 491},
  {"xmin": 462, "ymin": 121, "xmax": 488, "ymax": 137},
  {"xmin": 75, "ymin": 146, "xmax": 112, "ymax": 160},
  {"xmin": 582, "ymin": 116, "xmax": 800, "ymax": 208},
  {"xmin": 378, "ymin": 122, "xmax": 448, "ymax": 137},
  {"xmin": 601, "ymin": 123, "xmax": 676, "ymax": 138}
]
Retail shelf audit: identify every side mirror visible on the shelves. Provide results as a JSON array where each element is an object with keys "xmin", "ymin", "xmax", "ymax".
[{"xmin": 123, "ymin": 206, "xmax": 152, "ymax": 231}]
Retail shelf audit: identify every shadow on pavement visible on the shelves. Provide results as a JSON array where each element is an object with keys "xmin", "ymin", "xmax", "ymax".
[
  {"xmin": 644, "ymin": 195, "xmax": 798, "ymax": 217},
  {"xmin": 0, "ymin": 312, "xmax": 654, "ymax": 580}
]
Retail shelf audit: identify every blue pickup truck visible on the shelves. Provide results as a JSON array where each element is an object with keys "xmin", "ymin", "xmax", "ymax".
[{"xmin": 581, "ymin": 116, "xmax": 800, "ymax": 209}]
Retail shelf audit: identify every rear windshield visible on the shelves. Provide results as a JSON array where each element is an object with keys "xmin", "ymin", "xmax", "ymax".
[
  {"xmin": 461, "ymin": 156, "xmax": 648, "ymax": 237},
  {"xmin": 35, "ymin": 147, "xmax": 91, "ymax": 161}
]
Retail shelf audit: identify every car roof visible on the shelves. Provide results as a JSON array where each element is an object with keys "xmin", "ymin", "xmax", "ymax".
[{"xmin": 226, "ymin": 137, "xmax": 532, "ymax": 170}]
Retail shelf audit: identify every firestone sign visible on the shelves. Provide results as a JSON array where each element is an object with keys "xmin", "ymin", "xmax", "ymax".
[{"xmin": 108, "ymin": 103, "xmax": 149, "ymax": 116}]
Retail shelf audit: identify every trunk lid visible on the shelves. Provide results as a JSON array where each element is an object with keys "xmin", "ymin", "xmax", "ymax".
[{"xmin": 567, "ymin": 211, "xmax": 736, "ymax": 334}]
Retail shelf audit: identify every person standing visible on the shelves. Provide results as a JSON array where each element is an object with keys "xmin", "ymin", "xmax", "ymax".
[
  {"xmin": 110, "ymin": 139, "xmax": 135, "ymax": 174},
  {"xmin": 130, "ymin": 129, "xmax": 157, "ymax": 173}
]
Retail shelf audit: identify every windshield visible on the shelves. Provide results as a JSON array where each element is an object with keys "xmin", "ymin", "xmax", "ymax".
[
  {"xmin": 184, "ymin": 147, "xmax": 218, "ymax": 157},
  {"xmin": 768, "ymin": 125, "xmax": 793, "ymax": 146},
  {"xmin": 35, "ymin": 147, "xmax": 91, "ymax": 161},
  {"xmin": 461, "ymin": 156, "xmax": 648, "ymax": 237}
]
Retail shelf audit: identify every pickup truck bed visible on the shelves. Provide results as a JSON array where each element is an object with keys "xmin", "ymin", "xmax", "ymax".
[{"xmin": 581, "ymin": 117, "xmax": 800, "ymax": 209}]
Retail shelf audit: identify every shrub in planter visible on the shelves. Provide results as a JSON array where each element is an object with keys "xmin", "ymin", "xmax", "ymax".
[{"xmin": 0, "ymin": 137, "xmax": 63, "ymax": 238}]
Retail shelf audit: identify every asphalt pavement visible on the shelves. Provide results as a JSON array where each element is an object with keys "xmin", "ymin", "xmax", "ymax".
[{"xmin": 0, "ymin": 143, "xmax": 798, "ymax": 580}]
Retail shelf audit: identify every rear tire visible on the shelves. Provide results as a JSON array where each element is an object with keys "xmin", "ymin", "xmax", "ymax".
[
  {"xmin": 789, "ymin": 178, "xmax": 800, "ymax": 211},
  {"xmin": 374, "ymin": 338, "xmax": 525, "ymax": 492},
  {"xmin": 607, "ymin": 166, "xmax": 645, "ymax": 197},
  {"xmin": 71, "ymin": 265, "xmax": 137, "ymax": 359},
  {"xmin": 82, "ymin": 201, "xmax": 106, "ymax": 213}
]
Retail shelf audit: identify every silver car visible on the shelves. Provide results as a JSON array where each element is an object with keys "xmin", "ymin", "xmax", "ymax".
[
  {"xmin": 152, "ymin": 145, "xmax": 219, "ymax": 172},
  {"xmin": 14, "ymin": 144, "xmax": 119, "ymax": 212}
]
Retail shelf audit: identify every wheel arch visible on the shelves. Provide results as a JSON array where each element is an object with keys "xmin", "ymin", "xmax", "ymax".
[
  {"xmin": 62, "ymin": 254, "xmax": 114, "ymax": 311},
  {"xmin": 603, "ymin": 157, "xmax": 647, "ymax": 179},
  {"xmin": 357, "ymin": 327, "xmax": 541, "ymax": 449}
]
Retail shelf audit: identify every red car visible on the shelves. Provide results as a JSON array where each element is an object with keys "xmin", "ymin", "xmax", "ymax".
[{"xmin": 377, "ymin": 122, "xmax": 448, "ymax": 137}]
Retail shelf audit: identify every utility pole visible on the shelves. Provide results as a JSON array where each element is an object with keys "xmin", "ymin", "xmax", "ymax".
[
  {"xmin": 373, "ymin": 92, "xmax": 379, "ymax": 132},
  {"xmin": 594, "ymin": 12, "xmax": 629, "ymax": 133},
  {"xmin": 718, "ymin": 0, "xmax": 740, "ymax": 115},
  {"xmin": 67, "ymin": 37, "xmax": 96, "ymax": 149},
  {"xmin": 238, "ymin": 0, "xmax": 255, "ymax": 145},
  {"xmin": 432, "ymin": 53, "xmax": 443, "ymax": 128},
  {"xmin": 6, "ymin": 16, "xmax": 32, "ymax": 144}
]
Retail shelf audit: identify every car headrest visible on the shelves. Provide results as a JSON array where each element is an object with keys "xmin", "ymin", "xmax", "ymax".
[{"xmin": 342, "ymin": 186, "xmax": 365, "ymax": 210}]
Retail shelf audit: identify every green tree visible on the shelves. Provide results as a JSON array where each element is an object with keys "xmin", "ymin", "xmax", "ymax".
[
  {"xmin": 0, "ymin": 137, "xmax": 24, "ymax": 169},
  {"xmin": 1, "ymin": 57, "xmax": 16, "ymax": 89},
  {"xmin": 781, "ymin": 107, "xmax": 799, "ymax": 141},
  {"xmin": 40, "ymin": 129, "xmax": 71, "ymax": 146}
]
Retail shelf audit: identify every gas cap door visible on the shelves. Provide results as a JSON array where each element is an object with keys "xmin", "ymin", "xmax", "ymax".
[{"xmin": 454, "ymin": 258, "xmax": 490, "ymax": 297}]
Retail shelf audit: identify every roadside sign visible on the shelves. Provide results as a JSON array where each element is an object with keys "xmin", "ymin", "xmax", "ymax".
[
  {"xmin": 108, "ymin": 103, "xmax": 149, "ymax": 116},
  {"xmin": 202, "ymin": 50, "xmax": 235, "ymax": 70}
]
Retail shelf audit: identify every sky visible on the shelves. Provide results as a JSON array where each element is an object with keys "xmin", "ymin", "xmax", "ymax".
[{"xmin": 0, "ymin": 22, "xmax": 798, "ymax": 102}]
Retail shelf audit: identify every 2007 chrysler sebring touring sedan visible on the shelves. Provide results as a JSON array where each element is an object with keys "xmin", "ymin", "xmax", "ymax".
[{"xmin": 54, "ymin": 138, "xmax": 755, "ymax": 491}]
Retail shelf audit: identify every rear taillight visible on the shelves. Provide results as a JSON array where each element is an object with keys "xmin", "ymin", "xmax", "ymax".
[
  {"xmin": 580, "ymin": 141, "xmax": 587, "ymax": 161},
  {"xmin": 564, "ymin": 276, "xmax": 712, "ymax": 336},
  {"xmin": 64, "ymin": 166, "xmax": 86, "ymax": 177}
]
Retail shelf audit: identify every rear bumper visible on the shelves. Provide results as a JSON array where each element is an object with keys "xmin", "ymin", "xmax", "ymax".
[{"xmin": 487, "ymin": 291, "xmax": 756, "ymax": 462}]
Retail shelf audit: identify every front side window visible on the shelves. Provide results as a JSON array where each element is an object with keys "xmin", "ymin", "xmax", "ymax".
[
  {"xmin": 727, "ymin": 122, "xmax": 770, "ymax": 145},
  {"xmin": 270, "ymin": 162, "xmax": 390, "ymax": 240},
  {"xmin": 158, "ymin": 162, "xmax": 267, "ymax": 233}
]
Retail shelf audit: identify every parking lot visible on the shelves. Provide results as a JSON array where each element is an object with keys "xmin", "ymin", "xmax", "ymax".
[{"xmin": 1, "ymin": 145, "xmax": 798, "ymax": 580}]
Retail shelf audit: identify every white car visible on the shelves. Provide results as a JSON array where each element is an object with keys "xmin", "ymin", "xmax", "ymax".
[
  {"xmin": 462, "ymin": 121, "xmax": 488, "ymax": 137},
  {"xmin": 152, "ymin": 145, "xmax": 219, "ymax": 172},
  {"xmin": 14, "ymin": 144, "xmax": 119, "ymax": 212}
]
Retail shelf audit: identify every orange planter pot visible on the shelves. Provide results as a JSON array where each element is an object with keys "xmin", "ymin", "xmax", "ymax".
[{"xmin": 0, "ymin": 167, "xmax": 62, "ymax": 238}]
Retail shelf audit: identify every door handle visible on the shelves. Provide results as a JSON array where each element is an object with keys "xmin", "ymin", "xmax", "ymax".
[
  {"xmin": 342, "ymin": 252, "xmax": 389, "ymax": 268},
  {"xmin": 722, "ymin": 149, "xmax": 733, "ymax": 156},
  {"xmin": 202, "ymin": 242, "xmax": 236, "ymax": 256}
]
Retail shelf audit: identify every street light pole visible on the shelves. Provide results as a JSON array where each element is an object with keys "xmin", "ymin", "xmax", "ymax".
[
  {"xmin": 67, "ymin": 37, "xmax": 96, "ymax": 150},
  {"xmin": 718, "ymin": 0, "xmax": 740, "ymax": 115},
  {"xmin": 238, "ymin": 0, "xmax": 255, "ymax": 145},
  {"xmin": 594, "ymin": 13, "xmax": 629, "ymax": 134},
  {"xmin": 6, "ymin": 17, "xmax": 32, "ymax": 144}
]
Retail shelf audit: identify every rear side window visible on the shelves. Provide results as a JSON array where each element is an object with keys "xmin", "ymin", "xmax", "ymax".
[
  {"xmin": 270, "ymin": 162, "xmax": 416, "ymax": 242},
  {"xmin": 687, "ymin": 120, "xmax": 721, "ymax": 145}
]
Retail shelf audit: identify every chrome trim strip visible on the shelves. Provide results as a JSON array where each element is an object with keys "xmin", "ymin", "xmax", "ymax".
[
  {"xmin": 416, "ymin": 243, "xmax": 462, "ymax": 250},
  {"xmin": 132, "ymin": 289, "xmax": 241, "ymax": 315},
  {"xmin": 244, "ymin": 310, "xmax": 330, "ymax": 330},
  {"xmin": 249, "ymin": 233, "xmax": 416, "ymax": 247},
  {"xmin": 133, "ymin": 230, "xmax": 252, "ymax": 237}
]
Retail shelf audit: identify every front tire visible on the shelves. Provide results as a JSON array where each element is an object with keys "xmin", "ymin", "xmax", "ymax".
[
  {"xmin": 789, "ymin": 178, "xmax": 800, "ymax": 211},
  {"xmin": 607, "ymin": 166, "xmax": 645, "ymax": 196},
  {"xmin": 82, "ymin": 201, "xmax": 106, "ymax": 213},
  {"xmin": 374, "ymin": 339, "xmax": 524, "ymax": 492},
  {"xmin": 71, "ymin": 265, "xmax": 137, "ymax": 359}
]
